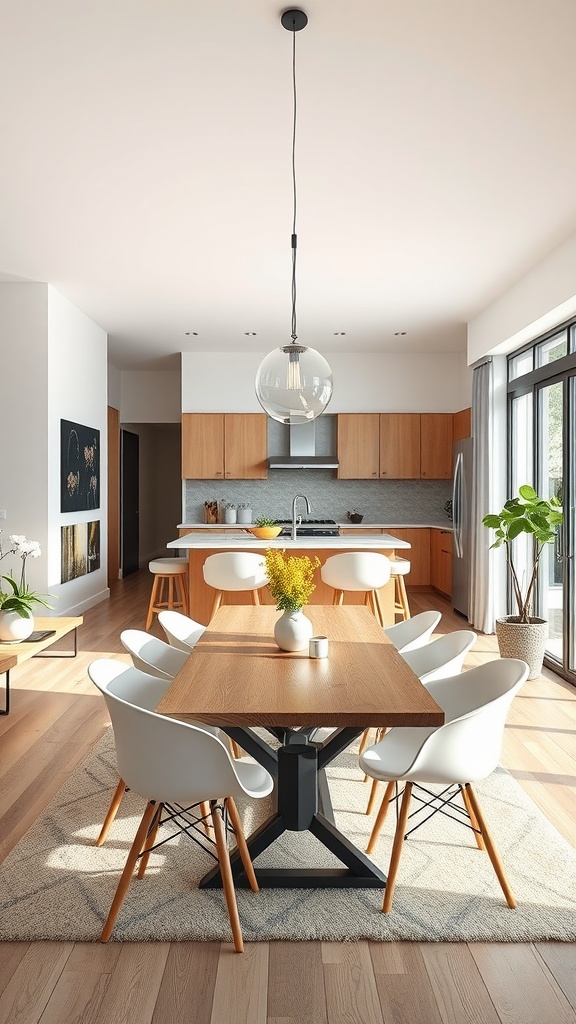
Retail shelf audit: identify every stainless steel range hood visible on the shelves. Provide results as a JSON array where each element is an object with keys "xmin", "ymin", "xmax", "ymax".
[{"xmin": 267, "ymin": 421, "xmax": 339, "ymax": 470}]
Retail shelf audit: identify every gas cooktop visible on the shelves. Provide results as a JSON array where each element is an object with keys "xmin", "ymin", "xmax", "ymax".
[{"xmin": 275, "ymin": 519, "xmax": 340, "ymax": 538}]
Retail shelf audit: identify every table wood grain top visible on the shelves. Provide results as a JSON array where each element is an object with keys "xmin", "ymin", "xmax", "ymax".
[{"xmin": 157, "ymin": 606, "xmax": 444, "ymax": 728}]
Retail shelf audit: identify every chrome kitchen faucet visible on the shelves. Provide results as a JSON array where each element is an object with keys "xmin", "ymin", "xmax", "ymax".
[{"xmin": 291, "ymin": 494, "xmax": 312, "ymax": 541}]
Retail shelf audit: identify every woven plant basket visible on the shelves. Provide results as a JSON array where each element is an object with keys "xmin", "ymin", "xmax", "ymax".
[{"xmin": 495, "ymin": 616, "xmax": 548, "ymax": 680}]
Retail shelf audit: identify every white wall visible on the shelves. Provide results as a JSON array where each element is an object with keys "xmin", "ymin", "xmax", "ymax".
[
  {"xmin": 182, "ymin": 351, "xmax": 472, "ymax": 412},
  {"xmin": 121, "ymin": 370, "xmax": 181, "ymax": 422},
  {"xmin": 47, "ymin": 287, "xmax": 109, "ymax": 614},
  {"xmin": 108, "ymin": 362, "xmax": 121, "ymax": 411},
  {"xmin": 468, "ymin": 230, "xmax": 576, "ymax": 363},
  {"xmin": 0, "ymin": 284, "xmax": 49, "ymax": 597}
]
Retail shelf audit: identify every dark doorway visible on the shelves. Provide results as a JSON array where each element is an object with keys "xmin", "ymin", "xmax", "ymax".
[{"xmin": 121, "ymin": 429, "xmax": 139, "ymax": 576}]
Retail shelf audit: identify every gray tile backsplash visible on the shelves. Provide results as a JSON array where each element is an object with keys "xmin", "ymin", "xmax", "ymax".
[
  {"xmin": 184, "ymin": 416, "xmax": 453, "ymax": 524},
  {"xmin": 184, "ymin": 473, "xmax": 453, "ymax": 525}
]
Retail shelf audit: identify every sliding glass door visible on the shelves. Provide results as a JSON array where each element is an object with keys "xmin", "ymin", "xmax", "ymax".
[{"xmin": 508, "ymin": 333, "xmax": 576, "ymax": 686}]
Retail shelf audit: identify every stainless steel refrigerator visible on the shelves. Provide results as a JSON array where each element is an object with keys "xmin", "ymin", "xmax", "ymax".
[{"xmin": 452, "ymin": 436, "xmax": 473, "ymax": 619}]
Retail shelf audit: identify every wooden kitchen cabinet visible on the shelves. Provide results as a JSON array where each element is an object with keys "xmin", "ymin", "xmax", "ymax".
[
  {"xmin": 420, "ymin": 414, "xmax": 453, "ymax": 479},
  {"xmin": 337, "ymin": 414, "xmax": 380, "ymax": 479},
  {"xmin": 452, "ymin": 407, "xmax": 471, "ymax": 442},
  {"xmin": 379, "ymin": 414, "xmax": 420, "ymax": 479},
  {"xmin": 338, "ymin": 412, "xmax": 453, "ymax": 480},
  {"xmin": 181, "ymin": 413, "xmax": 267, "ymax": 479},
  {"xmin": 430, "ymin": 528, "xmax": 452, "ymax": 596},
  {"xmin": 386, "ymin": 528, "xmax": 430, "ymax": 586}
]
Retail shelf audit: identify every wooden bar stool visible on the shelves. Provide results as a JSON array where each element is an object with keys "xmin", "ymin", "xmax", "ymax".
[
  {"xmin": 390, "ymin": 557, "xmax": 411, "ymax": 620},
  {"xmin": 146, "ymin": 558, "xmax": 188, "ymax": 630},
  {"xmin": 202, "ymin": 552, "xmax": 269, "ymax": 622},
  {"xmin": 320, "ymin": 552, "xmax": 391, "ymax": 627}
]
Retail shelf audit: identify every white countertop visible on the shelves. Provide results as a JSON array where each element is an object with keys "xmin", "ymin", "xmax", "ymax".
[
  {"xmin": 168, "ymin": 531, "xmax": 411, "ymax": 550},
  {"xmin": 177, "ymin": 522, "xmax": 454, "ymax": 532}
]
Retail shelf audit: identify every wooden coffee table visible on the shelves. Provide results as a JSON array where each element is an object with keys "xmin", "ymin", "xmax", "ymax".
[{"xmin": 0, "ymin": 616, "xmax": 83, "ymax": 715}]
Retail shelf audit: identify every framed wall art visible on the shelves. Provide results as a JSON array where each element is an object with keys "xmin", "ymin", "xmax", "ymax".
[
  {"xmin": 61, "ymin": 419, "xmax": 100, "ymax": 512},
  {"xmin": 61, "ymin": 520, "xmax": 100, "ymax": 583}
]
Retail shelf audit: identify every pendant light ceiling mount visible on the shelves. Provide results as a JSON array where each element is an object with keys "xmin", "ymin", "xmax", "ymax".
[{"xmin": 254, "ymin": 8, "xmax": 334, "ymax": 426}]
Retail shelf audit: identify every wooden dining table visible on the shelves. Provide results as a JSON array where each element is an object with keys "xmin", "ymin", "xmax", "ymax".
[{"xmin": 156, "ymin": 605, "xmax": 444, "ymax": 890}]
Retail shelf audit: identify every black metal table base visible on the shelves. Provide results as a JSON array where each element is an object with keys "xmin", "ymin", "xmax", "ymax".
[{"xmin": 199, "ymin": 726, "xmax": 386, "ymax": 890}]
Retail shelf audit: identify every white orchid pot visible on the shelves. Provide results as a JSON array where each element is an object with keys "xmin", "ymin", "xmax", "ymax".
[{"xmin": 0, "ymin": 610, "xmax": 34, "ymax": 643}]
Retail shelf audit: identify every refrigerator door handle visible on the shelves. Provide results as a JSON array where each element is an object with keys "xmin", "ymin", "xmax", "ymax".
[{"xmin": 452, "ymin": 451, "xmax": 463, "ymax": 559}]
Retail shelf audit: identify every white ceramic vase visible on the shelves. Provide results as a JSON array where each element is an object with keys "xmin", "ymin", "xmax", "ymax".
[
  {"xmin": 0, "ymin": 610, "xmax": 34, "ymax": 643},
  {"xmin": 274, "ymin": 608, "xmax": 313, "ymax": 652},
  {"xmin": 237, "ymin": 508, "xmax": 252, "ymax": 524},
  {"xmin": 224, "ymin": 507, "xmax": 237, "ymax": 524}
]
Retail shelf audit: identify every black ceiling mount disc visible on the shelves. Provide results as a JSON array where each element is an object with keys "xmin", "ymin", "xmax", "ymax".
[{"xmin": 281, "ymin": 9, "xmax": 308, "ymax": 31}]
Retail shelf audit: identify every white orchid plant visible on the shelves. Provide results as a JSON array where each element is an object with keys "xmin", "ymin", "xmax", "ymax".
[{"xmin": 0, "ymin": 532, "xmax": 52, "ymax": 617}]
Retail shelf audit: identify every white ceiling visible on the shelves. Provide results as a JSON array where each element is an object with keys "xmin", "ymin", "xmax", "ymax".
[{"xmin": 2, "ymin": 0, "xmax": 576, "ymax": 370}]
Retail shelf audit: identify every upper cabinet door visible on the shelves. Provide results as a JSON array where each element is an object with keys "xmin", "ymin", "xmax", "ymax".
[
  {"xmin": 379, "ymin": 414, "xmax": 421, "ymax": 478},
  {"xmin": 420, "ymin": 413, "xmax": 453, "ymax": 478},
  {"xmin": 337, "ymin": 414, "xmax": 380, "ymax": 479},
  {"xmin": 224, "ymin": 413, "xmax": 268, "ymax": 479},
  {"xmin": 181, "ymin": 413, "xmax": 225, "ymax": 479}
]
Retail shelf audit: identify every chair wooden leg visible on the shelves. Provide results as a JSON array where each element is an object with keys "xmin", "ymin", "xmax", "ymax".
[
  {"xmin": 146, "ymin": 577, "xmax": 161, "ymax": 629},
  {"xmin": 383, "ymin": 782, "xmax": 412, "ymax": 913},
  {"xmin": 226, "ymin": 797, "xmax": 259, "ymax": 893},
  {"xmin": 337, "ymin": 590, "xmax": 344, "ymax": 606},
  {"xmin": 168, "ymin": 576, "xmax": 175, "ymax": 611},
  {"xmin": 209, "ymin": 591, "xmax": 223, "ymax": 622},
  {"xmin": 230, "ymin": 740, "xmax": 242, "ymax": 759},
  {"xmin": 460, "ymin": 785, "xmax": 485, "ymax": 850},
  {"xmin": 175, "ymin": 574, "xmax": 187, "ymax": 613},
  {"xmin": 137, "ymin": 803, "xmax": 163, "ymax": 878},
  {"xmin": 252, "ymin": 589, "xmax": 260, "ymax": 606},
  {"xmin": 358, "ymin": 728, "xmax": 371, "ymax": 755},
  {"xmin": 373, "ymin": 588, "xmax": 385, "ymax": 628},
  {"xmin": 211, "ymin": 801, "xmax": 244, "ymax": 953},
  {"xmin": 100, "ymin": 800, "xmax": 158, "ymax": 942},
  {"xmin": 366, "ymin": 780, "xmax": 396, "ymax": 853},
  {"xmin": 96, "ymin": 778, "xmax": 128, "ymax": 846},
  {"xmin": 465, "ymin": 784, "xmax": 516, "ymax": 908},
  {"xmin": 199, "ymin": 800, "xmax": 213, "ymax": 837},
  {"xmin": 398, "ymin": 576, "xmax": 410, "ymax": 619},
  {"xmin": 366, "ymin": 777, "xmax": 381, "ymax": 815}
]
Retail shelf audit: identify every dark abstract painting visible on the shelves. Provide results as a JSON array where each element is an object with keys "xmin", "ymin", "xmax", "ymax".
[{"xmin": 61, "ymin": 420, "xmax": 100, "ymax": 512}]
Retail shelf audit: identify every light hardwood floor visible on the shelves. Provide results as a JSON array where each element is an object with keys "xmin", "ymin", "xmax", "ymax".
[{"xmin": 0, "ymin": 572, "xmax": 574, "ymax": 1024}]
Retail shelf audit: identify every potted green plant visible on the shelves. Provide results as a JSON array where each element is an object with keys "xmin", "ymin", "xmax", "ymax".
[
  {"xmin": 0, "ymin": 533, "xmax": 53, "ymax": 642},
  {"xmin": 482, "ymin": 484, "xmax": 563, "ymax": 678}
]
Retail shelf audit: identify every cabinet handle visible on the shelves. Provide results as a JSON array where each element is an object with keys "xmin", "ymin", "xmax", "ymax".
[
  {"xmin": 215, "ymin": 471, "xmax": 222, "ymax": 476},
  {"xmin": 372, "ymin": 471, "xmax": 377, "ymax": 476},
  {"xmin": 381, "ymin": 471, "xmax": 387, "ymax": 475}
]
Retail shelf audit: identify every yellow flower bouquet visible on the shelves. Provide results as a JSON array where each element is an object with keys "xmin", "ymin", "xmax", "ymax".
[{"xmin": 264, "ymin": 549, "xmax": 321, "ymax": 613}]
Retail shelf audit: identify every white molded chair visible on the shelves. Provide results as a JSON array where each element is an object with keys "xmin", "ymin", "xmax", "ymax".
[
  {"xmin": 158, "ymin": 610, "xmax": 206, "ymax": 653},
  {"xmin": 390, "ymin": 557, "xmax": 411, "ymax": 620},
  {"xmin": 202, "ymin": 552, "xmax": 268, "ymax": 622},
  {"xmin": 384, "ymin": 610, "xmax": 442, "ymax": 653},
  {"xmin": 364, "ymin": 628, "xmax": 478, "ymax": 809},
  {"xmin": 146, "ymin": 557, "xmax": 188, "ymax": 630},
  {"xmin": 361, "ymin": 658, "xmax": 529, "ymax": 913},
  {"xmin": 120, "ymin": 628, "xmax": 188, "ymax": 681},
  {"xmin": 320, "ymin": 552, "xmax": 391, "ymax": 626},
  {"xmin": 401, "ymin": 629, "xmax": 478, "ymax": 686},
  {"xmin": 89, "ymin": 659, "xmax": 273, "ymax": 950},
  {"xmin": 89, "ymin": 659, "xmax": 222, "ymax": 846}
]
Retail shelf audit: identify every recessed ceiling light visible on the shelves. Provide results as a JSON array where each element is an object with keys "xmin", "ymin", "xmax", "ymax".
[
  {"xmin": 244, "ymin": 332, "xmax": 257, "ymax": 336},
  {"xmin": 394, "ymin": 331, "xmax": 407, "ymax": 336},
  {"xmin": 184, "ymin": 331, "xmax": 198, "ymax": 336},
  {"xmin": 333, "ymin": 332, "xmax": 346, "ymax": 336}
]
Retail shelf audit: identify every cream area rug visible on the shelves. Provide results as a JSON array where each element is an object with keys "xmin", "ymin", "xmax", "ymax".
[{"xmin": 0, "ymin": 728, "xmax": 575, "ymax": 943}]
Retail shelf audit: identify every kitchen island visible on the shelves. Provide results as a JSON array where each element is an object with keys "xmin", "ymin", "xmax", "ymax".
[{"xmin": 166, "ymin": 531, "xmax": 410, "ymax": 626}]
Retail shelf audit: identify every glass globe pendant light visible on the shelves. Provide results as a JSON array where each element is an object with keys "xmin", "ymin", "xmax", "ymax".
[{"xmin": 255, "ymin": 9, "xmax": 333, "ymax": 425}]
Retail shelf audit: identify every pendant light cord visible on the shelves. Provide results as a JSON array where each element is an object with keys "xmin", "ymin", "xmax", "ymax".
[{"xmin": 290, "ymin": 21, "xmax": 298, "ymax": 343}]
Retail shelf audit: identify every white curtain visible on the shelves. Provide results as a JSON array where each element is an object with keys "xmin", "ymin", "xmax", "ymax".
[{"xmin": 469, "ymin": 359, "xmax": 506, "ymax": 633}]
